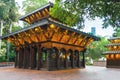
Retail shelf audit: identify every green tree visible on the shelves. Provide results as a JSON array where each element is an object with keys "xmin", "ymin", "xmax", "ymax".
[
  {"xmin": 22, "ymin": 0, "xmax": 47, "ymax": 13},
  {"xmin": 52, "ymin": 0, "xmax": 120, "ymax": 29},
  {"xmin": 0, "ymin": 0, "xmax": 19, "ymax": 62},
  {"xmin": 86, "ymin": 37, "xmax": 109, "ymax": 61},
  {"xmin": 0, "ymin": 0, "xmax": 6, "ymax": 50},
  {"xmin": 113, "ymin": 28, "xmax": 120, "ymax": 37},
  {"xmin": 50, "ymin": 0, "xmax": 80, "ymax": 28}
]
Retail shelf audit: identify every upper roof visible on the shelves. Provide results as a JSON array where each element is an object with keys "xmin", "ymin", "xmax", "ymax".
[{"xmin": 19, "ymin": 2, "xmax": 53, "ymax": 24}]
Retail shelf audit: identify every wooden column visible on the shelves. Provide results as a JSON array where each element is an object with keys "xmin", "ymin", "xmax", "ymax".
[
  {"xmin": 71, "ymin": 52, "xmax": 74, "ymax": 68},
  {"xmin": 30, "ymin": 45, "xmax": 36, "ymax": 69},
  {"xmin": 18, "ymin": 47, "xmax": 24, "ymax": 68},
  {"xmin": 23, "ymin": 46, "xmax": 31, "ymax": 69},
  {"xmin": 56, "ymin": 51, "xmax": 59, "ymax": 69},
  {"xmin": 18, "ymin": 49, "xmax": 21, "ymax": 68},
  {"xmin": 27, "ymin": 47, "xmax": 30, "ymax": 68},
  {"xmin": 15, "ymin": 49, "xmax": 18, "ymax": 68},
  {"xmin": 47, "ymin": 48, "xmax": 53, "ymax": 71},
  {"xmin": 65, "ymin": 52, "xmax": 68, "ymax": 68},
  {"xmin": 77, "ymin": 52, "xmax": 80, "ymax": 68},
  {"xmin": 29, "ymin": 45, "xmax": 32, "ymax": 69},
  {"xmin": 36, "ymin": 44, "xmax": 42, "ymax": 70},
  {"xmin": 82, "ymin": 49, "xmax": 86, "ymax": 68},
  {"xmin": 23, "ymin": 46, "xmax": 27, "ymax": 68},
  {"xmin": 33, "ymin": 47, "xmax": 37, "ymax": 69}
]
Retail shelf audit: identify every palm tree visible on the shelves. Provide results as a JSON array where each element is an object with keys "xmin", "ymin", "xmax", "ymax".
[
  {"xmin": 0, "ymin": 0, "xmax": 7, "ymax": 51},
  {"xmin": 0, "ymin": 0, "xmax": 19, "ymax": 61}
]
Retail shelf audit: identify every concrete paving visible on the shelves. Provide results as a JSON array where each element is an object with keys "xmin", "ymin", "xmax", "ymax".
[{"xmin": 0, "ymin": 66, "xmax": 120, "ymax": 80}]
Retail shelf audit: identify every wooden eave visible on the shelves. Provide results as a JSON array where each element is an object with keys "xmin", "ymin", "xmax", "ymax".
[
  {"xmin": 1, "ymin": 18, "xmax": 49, "ymax": 39},
  {"xmin": 19, "ymin": 2, "xmax": 53, "ymax": 24},
  {"xmin": 0, "ymin": 17, "xmax": 100, "ymax": 51},
  {"xmin": 48, "ymin": 18, "xmax": 100, "ymax": 41},
  {"xmin": 1, "ymin": 17, "xmax": 100, "ymax": 41},
  {"xmin": 106, "ymin": 43, "xmax": 120, "ymax": 47},
  {"xmin": 108, "ymin": 37, "xmax": 120, "ymax": 40},
  {"xmin": 103, "ymin": 51, "xmax": 120, "ymax": 55}
]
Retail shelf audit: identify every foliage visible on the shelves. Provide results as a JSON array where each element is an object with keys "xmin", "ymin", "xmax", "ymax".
[
  {"xmin": 0, "ymin": 40, "xmax": 15, "ymax": 62},
  {"xmin": 50, "ymin": 1, "xmax": 80, "ymax": 27},
  {"xmin": 55, "ymin": 0, "xmax": 120, "ymax": 29},
  {"xmin": 113, "ymin": 28, "xmax": 120, "ymax": 37},
  {"xmin": 21, "ymin": 0, "xmax": 120, "ymax": 29},
  {"xmin": 22, "ymin": 0, "xmax": 47, "ymax": 13},
  {"xmin": 0, "ymin": 0, "xmax": 19, "ymax": 62},
  {"xmin": 0, "ymin": 0, "xmax": 20, "ymax": 36},
  {"xmin": 0, "ymin": 0, "xmax": 19, "ymax": 22},
  {"xmin": 86, "ymin": 37, "xmax": 109, "ymax": 61},
  {"xmin": 3, "ymin": 25, "xmax": 22, "ymax": 35},
  {"xmin": 12, "ymin": 25, "xmax": 22, "ymax": 32},
  {"xmin": 22, "ymin": 0, "xmax": 82, "ymax": 28}
]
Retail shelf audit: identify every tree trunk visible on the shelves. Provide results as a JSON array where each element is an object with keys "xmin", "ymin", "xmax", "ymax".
[
  {"xmin": 9, "ymin": 21, "xmax": 12, "ymax": 33},
  {"xmin": 6, "ymin": 21, "xmax": 12, "ymax": 62},
  {"xmin": 0, "ymin": 20, "xmax": 3, "ymax": 51}
]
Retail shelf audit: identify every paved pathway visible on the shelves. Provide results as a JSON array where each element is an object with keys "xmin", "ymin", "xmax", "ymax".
[{"xmin": 0, "ymin": 66, "xmax": 120, "ymax": 80}]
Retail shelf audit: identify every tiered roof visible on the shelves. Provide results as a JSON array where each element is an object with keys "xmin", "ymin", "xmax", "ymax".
[
  {"xmin": 103, "ymin": 37, "xmax": 120, "ymax": 54},
  {"xmin": 0, "ymin": 3, "xmax": 100, "ymax": 51}
]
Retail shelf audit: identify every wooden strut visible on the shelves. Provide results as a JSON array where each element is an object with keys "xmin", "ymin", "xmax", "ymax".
[{"xmin": 79, "ymin": 36, "xmax": 87, "ymax": 46}]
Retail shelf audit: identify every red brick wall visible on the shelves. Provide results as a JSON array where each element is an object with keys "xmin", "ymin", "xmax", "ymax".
[{"xmin": 93, "ymin": 61, "xmax": 106, "ymax": 67}]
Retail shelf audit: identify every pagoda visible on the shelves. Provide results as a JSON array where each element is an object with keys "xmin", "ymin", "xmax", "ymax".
[
  {"xmin": 0, "ymin": 3, "xmax": 100, "ymax": 70},
  {"xmin": 103, "ymin": 37, "xmax": 120, "ymax": 68}
]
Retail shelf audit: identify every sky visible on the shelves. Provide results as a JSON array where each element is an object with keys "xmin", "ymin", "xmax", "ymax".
[
  {"xmin": 15, "ymin": 0, "xmax": 114, "ymax": 37},
  {"xmin": 83, "ymin": 18, "xmax": 114, "ymax": 37}
]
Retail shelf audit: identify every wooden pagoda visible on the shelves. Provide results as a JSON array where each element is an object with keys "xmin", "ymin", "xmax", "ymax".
[
  {"xmin": 103, "ymin": 37, "xmax": 120, "ymax": 68},
  {"xmin": 0, "ymin": 3, "xmax": 100, "ymax": 71}
]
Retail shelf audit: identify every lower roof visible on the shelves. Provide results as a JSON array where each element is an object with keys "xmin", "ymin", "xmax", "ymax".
[
  {"xmin": 108, "ymin": 37, "xmax": 120, "ymax": 40},
  {"xmin": 1, "ymin": 17, "xmax": 100, "ymax": 41}
]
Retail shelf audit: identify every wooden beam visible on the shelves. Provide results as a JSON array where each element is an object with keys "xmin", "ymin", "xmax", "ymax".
[
  {"xmin": 31, "ymin": 28, "xmax": 41, "ymax": 42},
  {"xmin": 83, "ymin": 37, "xmax": 91, "ymax": 47},
  {"xmin": 28, "ymin": 29, "xmax": 39, "ymax": 42},
  {"xmin": 79, "ymin": 36, "xmax": 87, "ymax": 46},
  {"xmin": 44, "ymin": 8, "xmax": 49, "ymax": 15},
  {"xmin": 59, "ymin": 30, "xmax": 67, "ymax": 42},
  {"xmin": 24, "ymin": 17, "xmax": 31, "ymax": 24},
  {"xmin": 13, "ymin": 35, "xmax": 22, "ymax": 46},
  {"xmin": 18, "ymin": 33, "xmax": 29, "ymax": 45},
  {"xmin": 66, "ymin": 32, "xmax": 75, "ymax": 43},
  {"xmin": 23, "ymin": 31, "xmax": 32, "ymax": 44}
]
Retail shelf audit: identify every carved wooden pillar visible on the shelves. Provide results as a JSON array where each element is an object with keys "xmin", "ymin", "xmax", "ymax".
[
  {"xmin": 18, "ymin": 47, "xmax": 24, "ymax": 68},
  {"xmin": 77, "ymin": 52, "xmax": 80, "ymax": 68},
  {"xmin": 18, "ymin": 48, "xmax": 20, "ymax": 68},
  {"xmin": 71, "ymin": 52, "xmax": 74, "ymax": 68},
  {"xmin": 29, "ymin": 45, "xmax": 32, "ymax": 69},
  {"xmin": 56, "ymin": 50, "xmax": 60, "ymax": 69},
  {"xmin": 25, "ymin": 46, "xmax": 30, "ymax": 69},
  {"xmin": 23, "ymin": 46, "xmax": 27, "ymax": 68},
  {"xmin": 82, "ymin": 49, "xmax": 86, "ymax": 68},
  {"xmin": 82, "ymin": 52, "xmax": 85, "ymax": 68},
  {"xmin": 36, "ymin": 44, "xmax": 42, "ymax": 70},
  {"xmin": 24, "ymin": 46, "xmax": 30, "ymax": 68},
  {"xmin": 30, "ymin": 45, "xmax": 36, "ymax": 69},
  {"xmin": 64, "ymin": 52, "xmax": 68, "ymax": 68},
  {"xmin": 33, "ymin": 47, "xmax": 37, "ymax": 69},
  {"xmin": 47, "ymin": 48, "xmax": 53, "ymax": 71},
  {"xmin": 14, "ymin": 48, "xmax": 18, "ymax": 68}
]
